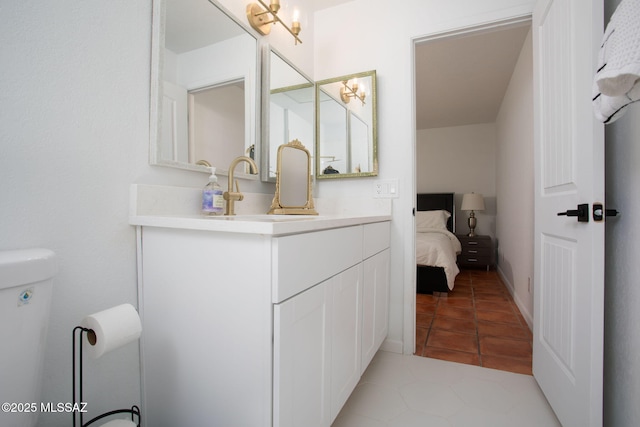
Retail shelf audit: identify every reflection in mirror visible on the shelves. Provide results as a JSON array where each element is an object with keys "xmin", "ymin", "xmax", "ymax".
[
  {"xmin": 150, "ymin": 0, "xmax": 259, "ymax": 176},
  {"xmin": 263, "ymin": 47, "xmax": 314, "ymax": 182},
  {"xmin": 268, "ymin": 140, "xmax": 318, "ymax": 215},
  {"xmin": 316, "ymin": 70, "xmax": 377, "ymax": 179},
  {"xmin": 280, "ymin": 148, "xmax": 308, "ymax": 206},
  {"xmin": 316, "ymin": 92, "xmax": 347, "ymax": 175},
  {"xmin": 189, "ymin": 80, "xmax": 245, "ymax": 170},
  {"xmin": 349, "ymin": 112, "xmax": 369, "ymax": 173}
]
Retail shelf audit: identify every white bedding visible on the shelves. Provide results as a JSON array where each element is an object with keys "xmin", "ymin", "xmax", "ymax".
[{"xmin": 416, "ymin": 228, "xmax": 462, "ymax": 290}]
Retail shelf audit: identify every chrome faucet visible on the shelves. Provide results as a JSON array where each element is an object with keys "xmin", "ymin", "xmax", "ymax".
[{"xmin": 223, "ymin": 156, "xmax": 258, "ymax": 216}]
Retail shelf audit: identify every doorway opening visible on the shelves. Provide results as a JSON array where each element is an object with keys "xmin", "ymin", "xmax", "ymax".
[{"xmin": 412, "ymin": 16, "xmax": 533, "ymax": 374}]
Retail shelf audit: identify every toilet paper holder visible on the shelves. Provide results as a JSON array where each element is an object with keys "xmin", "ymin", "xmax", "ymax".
[{"xmin": 72, "ymin": 325, "xmax": 142, "ymax": 427}]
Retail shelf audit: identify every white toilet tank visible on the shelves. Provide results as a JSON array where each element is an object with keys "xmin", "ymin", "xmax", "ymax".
[{"xmin": 0, "ymin": 248, "xmax": 57, "ymax": 427}]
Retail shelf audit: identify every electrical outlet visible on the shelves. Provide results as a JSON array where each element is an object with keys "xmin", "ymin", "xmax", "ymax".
[{"xmin": 373, "ymin": 179, "xmax": 399, "ymax": 198}]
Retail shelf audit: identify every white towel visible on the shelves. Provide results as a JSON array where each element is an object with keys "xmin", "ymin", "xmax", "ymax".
[{"xmin": 593, "ymin": 0, "xmax": 640, "ymax": 123}]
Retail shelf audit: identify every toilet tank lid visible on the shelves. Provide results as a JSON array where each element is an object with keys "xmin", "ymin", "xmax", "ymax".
[{"xmin": 0, "ymin": 248, "xmax": 57, "ymax": 290}]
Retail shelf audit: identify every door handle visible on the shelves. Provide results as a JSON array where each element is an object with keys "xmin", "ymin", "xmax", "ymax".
[
  {"xmin": 557, "ymin": 203, "xmax": 589, "ymax": 222},
  {"xmin": 593, "ymin": 203, "xmax": 620, "ymax": 221}
]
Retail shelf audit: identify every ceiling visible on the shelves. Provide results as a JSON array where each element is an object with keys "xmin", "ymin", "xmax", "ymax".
[
  {"xmin": 415, "ymin": 24, "xmax": 531, "ymax": 130},
  {"xmin": 311, "ymin": 0, "xmax": 355, "ymax": 11}
]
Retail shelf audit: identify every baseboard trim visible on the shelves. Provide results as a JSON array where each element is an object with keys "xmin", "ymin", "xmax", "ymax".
[
  {"xmin": 380, "ymin": 338, "xmax": 403, "ymax": 354},
  {"xmin": 496, "ymin": 266, "xmax": 533, "ymax": 331}
]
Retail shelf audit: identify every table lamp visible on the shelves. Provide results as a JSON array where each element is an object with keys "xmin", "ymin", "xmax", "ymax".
[{"xmin": 461, "ymin": 193, "xmax": 485, "ymax": 237}]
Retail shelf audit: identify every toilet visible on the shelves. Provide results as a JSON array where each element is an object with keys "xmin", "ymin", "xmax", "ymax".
[{"xmin": 0, "ymin": 248, "xmax": 57, "ymax": 427}]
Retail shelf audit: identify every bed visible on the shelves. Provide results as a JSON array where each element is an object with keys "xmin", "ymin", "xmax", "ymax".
[{"xmin": 416, "ymin": 193, "xmax": 462, "ymax": 294}]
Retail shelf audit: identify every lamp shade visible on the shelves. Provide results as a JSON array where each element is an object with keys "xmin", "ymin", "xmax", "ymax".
[{"xmin": 461, "ymin": 193, "xmax": 485, "ymax": 211}]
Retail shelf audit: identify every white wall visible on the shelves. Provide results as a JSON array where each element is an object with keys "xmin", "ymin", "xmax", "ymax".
[
  {"xmin": 603, "ymin": 0, "xmax": 640, "ymax": 424},
  {"xmin": 314, "ymin": 0, "xmax": 536, "ymax": 353},
  {"xmin": 416, "ymin": 124, "xmax": 497, "ymax": 238},
  {"xmin": 0, "ymin": 1, "xmax": 315, "ymax": 426},
  {"xmin": 0, "ymin": 3, "xmax": 151, "ymax": 425},
  {"xmin": 495, "ymin": 29, "xmax": 534, "ymax": 326}
]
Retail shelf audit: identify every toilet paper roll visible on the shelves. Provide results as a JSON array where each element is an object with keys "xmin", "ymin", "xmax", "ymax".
[{"xmin": 81, "ymin": 303, "xmax": 142, "ymax": 359}]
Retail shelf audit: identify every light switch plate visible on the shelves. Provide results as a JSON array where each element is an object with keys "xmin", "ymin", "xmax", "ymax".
[{"xmin": 373, "ymin": 179, "xmax": 399, "ymax": 198}]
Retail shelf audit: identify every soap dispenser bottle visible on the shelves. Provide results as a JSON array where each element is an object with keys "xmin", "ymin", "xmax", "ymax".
[{"xmin": 202, "ymin": 167, "xmax": 224, "ymax": 216}]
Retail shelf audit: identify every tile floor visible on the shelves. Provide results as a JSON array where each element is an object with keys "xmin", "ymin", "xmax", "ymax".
[
  {"xmin": 332, "ymin": 350, "xmax": 560, "ymax": 427},
  {"xmin": 415, "ymin": 269, "xmax": 533, "ymax": 375}
]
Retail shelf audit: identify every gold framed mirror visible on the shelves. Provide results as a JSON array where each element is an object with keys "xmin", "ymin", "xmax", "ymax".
[
  {"xmin": 316, "ymin": 70, "xmax": 378, "ymax": 179},
  {"xmin": 268, "ymin": 139, "xmax": 318, "ymax": 215}
]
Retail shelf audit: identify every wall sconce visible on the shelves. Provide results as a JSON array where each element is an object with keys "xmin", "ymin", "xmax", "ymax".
[
  {"xmin": 461, "ymin": 192, "xmax": 485, "ymax": 237},
  {"xmin": 340, "ymin": 79, "xmax": 366, "ymax": 105},
  {"xmin": 246, "ymin": 0, "xmax": 302, "ymax": 45}
]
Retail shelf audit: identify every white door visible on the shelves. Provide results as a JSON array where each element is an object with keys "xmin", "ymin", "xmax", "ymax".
[{"xmin": 532, "ymin": 1, "xmax": 604, "ymax": 426}]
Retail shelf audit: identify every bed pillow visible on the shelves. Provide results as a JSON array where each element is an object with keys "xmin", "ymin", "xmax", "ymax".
[{"xmin": 416, "ymin": 210, "xmax": 451, "ymax": 232}]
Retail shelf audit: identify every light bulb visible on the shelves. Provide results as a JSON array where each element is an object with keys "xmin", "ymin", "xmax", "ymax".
[
  {"xmin": 291, "ymin": 9, "xmax": 301, "ymax": 37},
  {"xmin": 270, "ymin": 0, "xmax": 281, "ymax": 13}
]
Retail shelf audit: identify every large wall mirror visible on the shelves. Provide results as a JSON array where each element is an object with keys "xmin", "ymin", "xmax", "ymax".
[
  {"xmin": 150, "ymin": 0, "xmax": 260, "ymax": 177},
  {"xmin": 262, "ymin": 47, "xmax": 314, "ymax": 182},
  {"xmin": 316, "ymin": 70, "xmax": 378, "ymax": 179}
]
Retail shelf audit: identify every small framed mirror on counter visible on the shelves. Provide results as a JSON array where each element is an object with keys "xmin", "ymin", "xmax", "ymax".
[{"xmin": 268, "ymin": 139, "xmax": 317, "ymax": 215}]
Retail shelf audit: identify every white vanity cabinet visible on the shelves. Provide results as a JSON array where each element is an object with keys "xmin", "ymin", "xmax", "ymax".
[
  {"xmin": 275, "ymin": 262, "xmax": 365, "ymax": 427},
  {"xmin": 273, "ymin": 225, "xmax": 363, "ymax": 427},
  {"xmin": 329, "ymin": 263, "xmax": 363, "ymax": 421},
  {"xmin": 361, "ymin": 222, "xmax": 391, "ymax": 371},
  {"xmin": 136, "ymin": 218, "xmax": 390, "ymax": 427},
  {"xmin": 273, "ymin": 277, "xmax": 332, "ymax": 427}
]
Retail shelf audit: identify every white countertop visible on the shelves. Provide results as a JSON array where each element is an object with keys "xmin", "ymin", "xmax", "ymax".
[
  {"xmin": 129, "ymin": 184, "xmax": 391, "ymax": 236},
  {"xmin": 129, "ymin": 213, "xmax": 391, "ymax": 236}
]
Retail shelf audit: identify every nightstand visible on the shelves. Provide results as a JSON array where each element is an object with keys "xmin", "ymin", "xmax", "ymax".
[{"xmin": 456, "ymin": 234, "xmax": 494, "ymax": 270}]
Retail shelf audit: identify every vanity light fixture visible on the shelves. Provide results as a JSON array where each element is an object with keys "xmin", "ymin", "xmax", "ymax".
[
  {"xmin": 340, "ymin": 79, "xmax": 366, "ymax": 105},
  {"xmin": 246, "ymin": 0, "xmax": 302, "ymax": 45}
]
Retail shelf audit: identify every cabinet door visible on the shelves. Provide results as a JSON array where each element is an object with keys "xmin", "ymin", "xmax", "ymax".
[
  {"xmin": 330, "ymin": 264, "xmax": 363, "ymax": 422},
  {"xmin": 274, "ymin": 281, "xmax": 332, "ymax": 427},
  {"xmin": 361, "ymin": 249, "xmax": 390, "ymax": 372}
]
